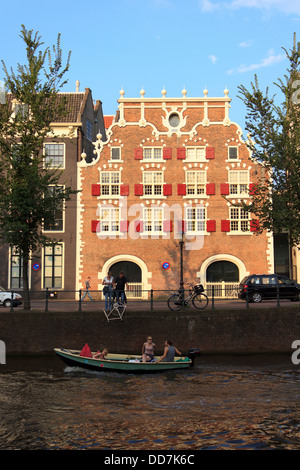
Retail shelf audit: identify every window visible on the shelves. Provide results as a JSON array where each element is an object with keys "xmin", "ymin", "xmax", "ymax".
[
  {"xmin": 43, "ymin": 186, "xmax": 64, "ymax": 231},
  {"xmin": 99, "ymin": 207, "xmax": 120, "ymax": 233},
  {"xmin": 229, "ymin": 170, "xmax": 249, "ymax": 196},
  {"xmin": 143, "ymin": 148, "xmax": 162, "ymax": 160},
  {"xmin": 86, "ymin": 119, "xmax": 92, "ymax": 141},
  {"xmin": 100, "ymin": 171, "xmax": 120, "ymax": 196},
  {"xmin": 111, "ymin": 147, "xmax": 121, "ymax": 160},
  {"xmin": 143, "ymin": 207, "xmax": 163, "ymax": 234},
  {"xmin": 186, "ymin": 171, "xmax": 206, "ymax": 195},
  {"xmin": 230, "ymin": 207, "xmax": 250, "ymax": 232},
  {"xmin": 228, "ymin": 147, "xmax": 238, "ymax": 160},
  {"xmin": 143, "ymin": 171, "xmax": 163, "ymax": 196},
  {"xmin": 186, "ymin": 207, "xmax": 206, "ymax": 233},
  {"xmin": 14, "ymin": 103, "xmax": 29, "ymax": 119},
  {"xmin": 10, "ymin": 247, "xmax": 23, "ymax": 289},
  {"xmin": 44, "ymin": 144, "xmax": 65, "ymax": 168},
  {"xmin": 186, "ymin": 147, "xmax": 206, "ymax": 161},
  {"xmin": 169, "ymin": 113, "xmax": 180, "ymax": 128},
  {"xmin": 44, "ymin": 244, "xmax": 63, "ymax": 288}
]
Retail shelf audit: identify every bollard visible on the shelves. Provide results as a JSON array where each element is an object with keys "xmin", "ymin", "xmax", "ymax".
[
  {"xmin": 79, "ymin": 289, "xmax": 82, "ymax": 312},
  {"xmin": 211, "ymin": 285, "xmax": 215, "ymax": 310},
  {"xmin": 45, "ymin": 288, "xmax": 49, "ymax": 312},
  {"xmin": 10, "ymin": 291, "xmax": 14, "ymax": 312}
]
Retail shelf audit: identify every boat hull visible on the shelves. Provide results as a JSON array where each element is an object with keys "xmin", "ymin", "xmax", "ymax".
[{"xmin": 54, "ymin": 348, "xmax": 192, "ymax": 373}]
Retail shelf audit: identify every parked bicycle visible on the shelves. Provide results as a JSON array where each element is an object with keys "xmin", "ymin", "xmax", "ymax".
[{"xmin": 167, "ymin": 283, "xmax": 209, "ymax": 311}]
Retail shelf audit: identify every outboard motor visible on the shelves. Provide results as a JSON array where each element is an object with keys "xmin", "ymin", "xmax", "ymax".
[{"xmin": 188, "ymin": 347, "xmax": 201, "ymax": 366}]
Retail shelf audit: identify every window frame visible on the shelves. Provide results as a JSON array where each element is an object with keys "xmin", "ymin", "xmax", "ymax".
[
  {"xmin": 43, "ymin": 243, "xmax": 64, "ymax": 289},
  {"xmin": 100, "ymin": 171, "xmax": 121, "ymax": 198},
  {"xmin": 43, "ymin": 143, "xmax": 65, "ymax": 169}
]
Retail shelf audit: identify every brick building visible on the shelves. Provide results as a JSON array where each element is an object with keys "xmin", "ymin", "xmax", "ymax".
[
  {"xmin": 77, "ymin": 87, "xmax": 273, "ymax": 299},
  {"xmin": 0, "ymin": 83, "xmax": 106, "ymax": 296}
]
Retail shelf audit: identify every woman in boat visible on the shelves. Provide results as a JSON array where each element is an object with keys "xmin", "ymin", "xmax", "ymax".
[
  {"xmin": 94, "ymin": 348, "xmax": 108, "ymax": 359},
  {"xmin": 142, "ymin": 336, "xmax": 155, "ymax": 362},
  {"xmin": 159, "ymin": 340, "xmax": 181, "ymax": 362}
]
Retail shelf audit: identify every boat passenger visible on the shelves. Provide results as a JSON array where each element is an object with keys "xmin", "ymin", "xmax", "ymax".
[
  {"xmin": 142, "ymin": 336, "xmax": 155, "ymax": 362},
  {"xmin": 94, "ymin": 348, "xmax": 108, "ymax": 359},
  {"xmin": 159, "ymin": 340, "xmax": 181, "ymax": 362}
]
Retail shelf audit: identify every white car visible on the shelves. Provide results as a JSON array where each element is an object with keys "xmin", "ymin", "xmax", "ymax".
[{"xmin": 0, "ymin": 287, "xmax": 23, "ymax": 308}]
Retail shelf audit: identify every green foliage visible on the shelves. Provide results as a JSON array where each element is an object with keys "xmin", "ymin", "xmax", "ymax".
[
  {"xmin": 0, "ymin": 25, "xmax": 74, "ymax": 308},
  {"xmin": 237, "ymin": 33, "xmax": 300, "ymax": 247}
]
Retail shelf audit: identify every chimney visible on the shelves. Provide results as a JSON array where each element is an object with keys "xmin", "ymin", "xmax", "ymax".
[{"xmin": 76, "ymin": 80, "xmax": 80, "ymax": 93}]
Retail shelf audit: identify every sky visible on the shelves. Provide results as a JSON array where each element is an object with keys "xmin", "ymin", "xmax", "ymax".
[{"xmin": 0, "ymin": 0, "xmax": 299, "ymax": 136}]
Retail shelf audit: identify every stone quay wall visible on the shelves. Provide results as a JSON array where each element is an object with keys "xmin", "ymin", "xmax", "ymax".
[{"xmin": 1, "ymin": 306, "xmax": 300, "ymax": 356}]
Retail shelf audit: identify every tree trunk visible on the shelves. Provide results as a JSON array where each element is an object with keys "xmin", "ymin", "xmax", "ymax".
[{"xmin": 22, "ymin": 250, "xmax": 31, "ymax": 310}]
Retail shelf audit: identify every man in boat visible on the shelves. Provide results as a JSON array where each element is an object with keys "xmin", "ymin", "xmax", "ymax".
[{"xmin": 159, "ymin": 340, "xmax": 182, "ymax": 362}]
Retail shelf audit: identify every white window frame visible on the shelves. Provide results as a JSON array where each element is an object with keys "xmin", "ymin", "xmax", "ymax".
[
  {"xmin": 185, "ymin": 147, "xmax": 206, "ymax": 162},
  {"xmin": 143, "ymin": 147, "xmax": 163, "ymax": 161},
  {"xmin": 98, "ymin": 207, "xmax": 120, "ymax": 234},
  {"xmin": 142, "ymin": 171, "xmax": 164, "ymax": 198},
  {"xmin": 227, "ymin": 146, "xmax": 239, "ymax": 161},
  {"xmin": 43, "ymin": 185, "xmax": 65, "ymax": 233},
  {"xmin": 142, "ymin": 206, "xmax": 164, "ymax": 235},
  {"xmin": 110, "ymin": 147, "xmax": 122, "ymax": 161},
  {"xmin": 100, "ymin": 171, "xmax": 121, "ymax": 198},
  {"xmin": 43, "ymin": 143, "xmax": 65, "ymax": 169},
  {"xmin": 42, "ymin": 243, "xmax": 64, "ymax": 289},
  {"xmin": 229, "ymin": 207, "xmax": 250, "ymax": 233},
  {"xmin": 185, "ymin": 171, "xmax": 206, "ymax": 197},
  {"xmin": 228, "ymin": 170, "xmax": 249, "ymax": 197},
  {"xmin": 185, "ymin": 206, "xmax": 206, "ymax": 234}
]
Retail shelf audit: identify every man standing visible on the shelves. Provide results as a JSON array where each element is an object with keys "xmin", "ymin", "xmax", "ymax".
[
  {"xmin": 114, "ymin": 271, "xmax": 128, "ymax": 304},
  {"xmin": 82, "ymin": 276, "xmax": 93, "ymax": 301}
]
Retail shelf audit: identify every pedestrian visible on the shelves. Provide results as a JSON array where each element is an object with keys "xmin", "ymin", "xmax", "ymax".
[
  {"xmin": 114, "ymin": 271, "xmax": 128, "ymax": 304},
  {"xmin": 82, "ymin": 276, "xmax": 93, "ymax": 301},
  {"xmin": 102, "ymin": 271, "xmax": 114, "ymax": 312},
  {"xmin": 159, "ymin": 340, "xmax": 182, "ymax": 362}
]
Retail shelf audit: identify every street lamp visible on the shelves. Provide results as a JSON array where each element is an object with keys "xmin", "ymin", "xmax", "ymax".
[{"xmin": 178, "ymin": 221, "xmax": 185, "ymax": 298}]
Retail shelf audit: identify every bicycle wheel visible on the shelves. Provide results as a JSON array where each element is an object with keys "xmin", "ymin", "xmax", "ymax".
[
  {"xmin": 167, "ymin": 293, "xmax": 183, "ymax": 311},
  {"xmin": 192, "ymin": 293, "xmax": 209, "ymax": 310}
]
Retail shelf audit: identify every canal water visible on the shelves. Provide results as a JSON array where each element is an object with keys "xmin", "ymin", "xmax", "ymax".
[{"xmin": 0, "ymin": 354, "xmax": 299, "ymax": 451}]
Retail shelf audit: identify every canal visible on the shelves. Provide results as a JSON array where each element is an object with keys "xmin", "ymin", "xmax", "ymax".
[{"xmin": 0, "ymin": 353, "xmax": 299, "ymax": 451}]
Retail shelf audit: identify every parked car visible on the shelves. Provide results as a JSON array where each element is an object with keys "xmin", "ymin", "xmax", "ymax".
[
  {"xmin": 238, "ymin": 274, "xmax": 300, "ymax": 303},
  {"xmin": 0, "ymin": 287, "xmax": 23, "ymax": 308}
]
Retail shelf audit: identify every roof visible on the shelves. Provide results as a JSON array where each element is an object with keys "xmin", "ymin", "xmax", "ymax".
[{"xmin": 104, "ymin": 115, "xmax": 114, "ymax": 129}]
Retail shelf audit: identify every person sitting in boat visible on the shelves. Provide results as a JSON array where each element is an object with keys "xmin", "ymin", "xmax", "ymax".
[
  {"xmin": 142, "ymin": 336, "xmax": 155, "ymax": 362},
  {"xmin": 94, "ymin": 348, "xmax": 108, "ymax": 359},
  {"xmin": 159, "ymin": 340, "xmax": 181, "ymax": 362}
]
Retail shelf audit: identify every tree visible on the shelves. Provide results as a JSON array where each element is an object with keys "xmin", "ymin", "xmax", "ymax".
[
  {"xmin": 237, "ymin": 33, "xmax": 300, "ymax": 249},
  {"xmin": 0, "ymin": 25, "xmax": 74, "ymax": 309}
]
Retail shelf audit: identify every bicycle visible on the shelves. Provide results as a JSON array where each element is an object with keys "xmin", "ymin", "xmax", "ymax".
[
  {"xmin": 167, "ymin": 283, "xmax": 209, "ymax": 311},
  {"xmin": 103, "ymin": 301, "xmax": 126, "ymax": 321}
]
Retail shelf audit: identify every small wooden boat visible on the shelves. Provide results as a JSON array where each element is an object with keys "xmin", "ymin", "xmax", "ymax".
[{"xmin": 54, "ymin": 347, "xmax": 199, "ymax": 373}]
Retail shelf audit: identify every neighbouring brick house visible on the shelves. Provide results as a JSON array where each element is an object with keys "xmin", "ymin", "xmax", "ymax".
[
  {"xmin": 0, "ymin": 82, "xmax": 106, "ymax": 296},
  {"xmin": 77, "ymin": 87, "xmax": 274, "ymax": 299}
]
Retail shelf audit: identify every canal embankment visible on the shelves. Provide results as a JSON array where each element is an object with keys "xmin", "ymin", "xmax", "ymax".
[{"xmin": 1, "ymin": 305, "xmax": 300, "ymax": 355}]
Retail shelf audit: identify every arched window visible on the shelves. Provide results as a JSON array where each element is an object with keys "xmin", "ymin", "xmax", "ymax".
[
  {"xmin": 206, "ymin": 261, "xmax": 239, "ymax": 283},
  {"xmin": 110, "ymin": 261, "xmax": 142, "ymax": 283}
]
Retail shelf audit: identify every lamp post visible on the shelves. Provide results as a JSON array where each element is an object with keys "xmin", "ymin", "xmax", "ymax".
[{"xmin": 179, "ymin": 223, "xmax": 185, "ymax": 300}]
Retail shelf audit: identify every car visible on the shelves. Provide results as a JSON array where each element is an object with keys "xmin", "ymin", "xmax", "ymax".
[
  {"xmin": 0, "ymin": 286, "xmax": 23, "ymax": 308},
  {"xmin": 238, "ymin": 274, "xmax": 300, "ymax": 303}
]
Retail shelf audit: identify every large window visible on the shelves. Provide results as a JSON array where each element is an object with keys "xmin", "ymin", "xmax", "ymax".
[
  {"xmin": 229, "ymin": 170, "xmax": 249, "ymax": 196},
  {"xmin": 143, "ymin": 147, "xmax": 163, "ymax": 160},
  {"xmin": 43, "ymin": 186, "xmax": 64, "ymax": 232},
  {"xmin": 230, "ymin": 207, "xmax": 250, "ymax": 232},
  {"xmin": 44, "ymin": 144, "xmax": 64, "ymax": 168},
  {"xmin": 100, "ymin": 172, "xmax": 120, "ymax": 196},
  {"xmin": 99, "ymin": 207, "xmax": 120, "ymax": 233},
  {"xmin": 185, "ymin": 147, "xmax": 206, "ymax": 162},
  {"xmin": 10, "ymin": 247, "xmax": 23, "ymax": 289},
  {"xmin": 186, "ymin": 171, "xmax": 206, "ymax": 196},
  {"xmin": 143, "ymin": 171, "xmax": 163, "ymax": 196},
  {"xmin": 44, "ymin": 244, "xmax": 63, "ymax": 289},
  {"xmin": 143, "ymin": 207, "xmax": 163, "ymax": 234},
  {"xmin": 185, "ymin": 207, "xmax": 206, "ymax": 233}
]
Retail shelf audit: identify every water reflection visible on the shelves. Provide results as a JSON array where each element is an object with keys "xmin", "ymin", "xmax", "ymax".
[{"xmin": 0, "ymin": 354, "xmax": 299, "ymax": 450}]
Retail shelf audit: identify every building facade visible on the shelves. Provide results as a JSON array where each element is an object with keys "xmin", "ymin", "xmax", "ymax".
[
  {"xmin": 0, "ymin": 83, "xmax": 106, "ymax": 296},
  {"xmin": 77, "ymin": 88, "xmax": 274, "ymax": 299}
]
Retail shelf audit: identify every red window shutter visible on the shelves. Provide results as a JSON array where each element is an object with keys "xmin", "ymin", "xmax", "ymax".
[
  {"xmin": 120, "ymin": 220, "xmax": 129, "ymax": 232},
  {"xmin": 120, "ymin": 184, "xmax": 129, "ymax": 196},
  {"xmin": 163, "ymin": 148, "xmax": 172, "ymax": 159},
  {"xmin": 221, "ymin": 220, "xmax": 230, "ymax": 232},
  {"xmin": 163, "ymin": 184, "xmax": 172, "ymax": 196},
  {"xmin": 206, "ymin": 147, "xmax": 215, "ymax": 159},
  {"xmin": 177, "ymin": 220, "xmax": 186, "ymax": 233},
  {"xmin": 220, "ymin": 183, "xmax": 230, "ymax": 195},
  {"xmin": 134, "ymin": 184, "xmax": 143, "ymax": 196},
  {"xmin": 177, "ymin": 148, "xmax": 186, "ymax": 160},
  {"xmin": 206, "ymin": 183, "xmax": 215, "ymax": 195},
  {"xmin": 91, "ymin": 184, "xmax": 100, "ymax": 196},
  {"xmin": 163, "ymin": 220, "xmax": 173, "ymax": 232},
  {"xmin": 249, "ymin": 183, "xmax": 257, "ymax": 196},
  {"xmin": 206, "ymin": 220, "xmax": 216, "ymax": 232},
  {"xmin": 135, "ymin": 221, "xmax": 143, "ymax": 232},
  {"xmin": 134, "ymin": 148, "xmax": 143, "ymax": 160},
  {"xmin": 177, "ymin": 184, "xmax": 186, "ymax": 195},
  {"xmin": 91, "ymin": 220, "xmax": 99, "ymax": 233},
  {"xmin": 250, "ymin": 219, "xmax": 259, "ymax": 232}
]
